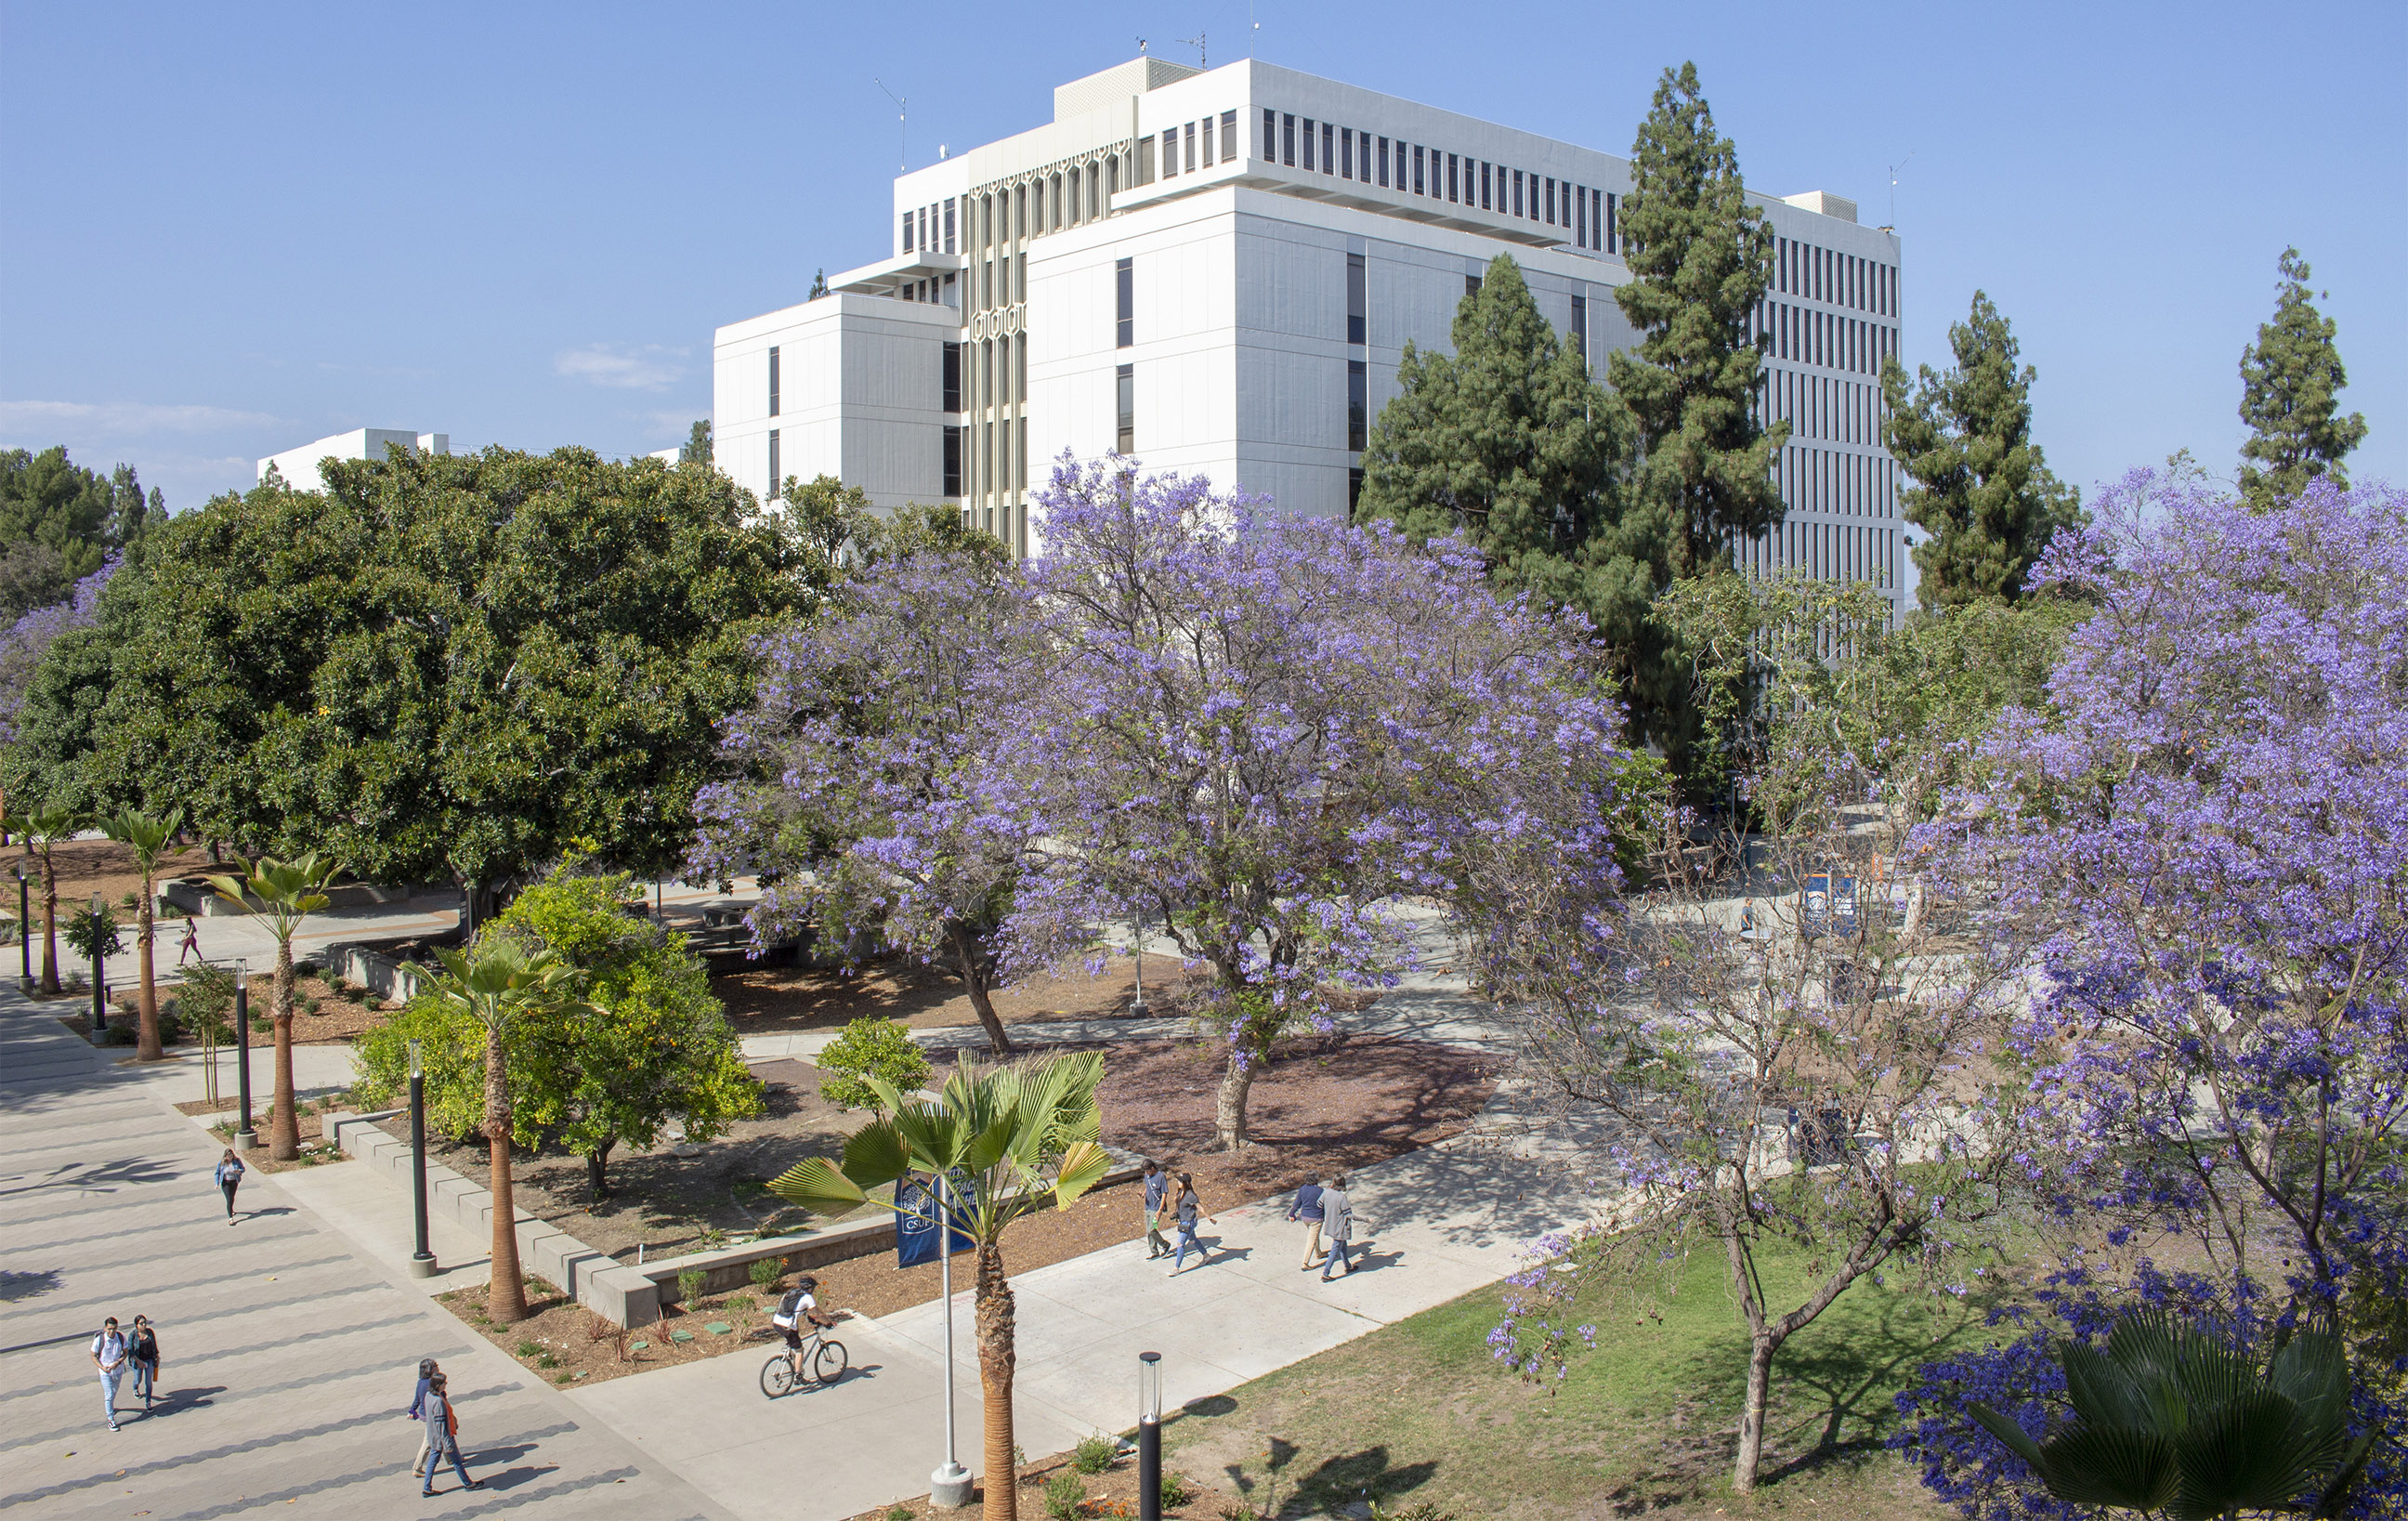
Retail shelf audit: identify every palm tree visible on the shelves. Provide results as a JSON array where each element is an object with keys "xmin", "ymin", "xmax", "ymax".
[
  {"xmin": 772, "ymin": 1051, "xmax": 1110, "ymax": 1521},
  {"xmin": 1970, "ymin": 1311, "xmax": 2373, "ymax": 1519},
  {"xmin": 101, "ymin": 807, "xmax": 184, "ymax": 1061},
  {"xmin": 428, "ymin": 935, "xmax": 579, "ymax": 1325},
  {"xmin": 204, "ymin": 854, "xmax": 342, "ymax": 1160},
  {"xmin": 25, "ymin": 804, "xmax": 77, "ymax": 994}
]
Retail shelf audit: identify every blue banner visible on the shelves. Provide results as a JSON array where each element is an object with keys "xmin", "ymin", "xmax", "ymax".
[{"xmin": 895, "ymin": 1174, "xmax": 975, "ymax": 1267}]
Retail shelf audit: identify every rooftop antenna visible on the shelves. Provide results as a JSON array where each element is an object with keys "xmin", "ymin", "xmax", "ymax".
[
  {"xmin": 1180, "ymin": 32, "xmax": 1206, "ymax": 67},
  {"xmin": 874, "ymin": 78, "xmax": 908, "ymax": 173},
  {"xmin": 1136, "ymin": 36, "xmax": 1147, "ymax": 53},
  {"xmin": 1886, "ymin": 151, "xmax": 1914, "ymax": 227}
]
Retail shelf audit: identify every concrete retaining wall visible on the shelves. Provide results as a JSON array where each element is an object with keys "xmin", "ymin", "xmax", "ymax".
[
  {"xmin": 321, "ymin": 942, "xmax": 437, "ymax": 1004},
  {"xmin": 161, "ymin": 877, "xmax": 436, "ymax": 919}
]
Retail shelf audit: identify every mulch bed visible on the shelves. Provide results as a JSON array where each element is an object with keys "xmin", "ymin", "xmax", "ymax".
[
  {"xmin": 714, "ymin": 956, "xmax": 1224, "ymax": 1036},
  {"xmin": 845, "ymin": 1449, "xmax": 1240, "ymax": 1521},
  {"xmin": 46, "ymin": 972, "xmax": 392, "ymax": 1049},
  {"xmin": 171, "ymin": 1095, "xmax": 345, "ymax": 1174},
  {"xmin": 437, "ymin": 1274, "xmax": 810, "ymax": 1389}
]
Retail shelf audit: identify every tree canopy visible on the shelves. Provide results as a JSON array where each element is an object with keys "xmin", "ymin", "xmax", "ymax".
[
  {"xmin": 2237, "ymin": 246, "xmax": 2367, "ymax": 510},
  {"xmin": 0, "ymin": 447, "xmax": 158, "ymax": 616}
]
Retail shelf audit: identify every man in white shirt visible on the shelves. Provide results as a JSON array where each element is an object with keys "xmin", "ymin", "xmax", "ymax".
[{"xmin": 91, "ymin": 1317, "xmax": 129, "ymax": 1432}]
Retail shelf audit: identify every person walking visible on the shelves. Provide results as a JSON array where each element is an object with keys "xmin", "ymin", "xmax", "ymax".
[
  {"xmin": 91, "ymin": 1317, "xmax": 129, "ymax": 1432},
  {"xmin": 1140, "ymin": 1160, "xmax": 1171, "ymax": 1260},
  {"xmin": 177, "ymin": 918, "xmax": 201, "ymax": 965},
  {"xmin": 127, "ymin": 1315, "xmax": 161, "ymax": 1409},
  {"xmin": 1167, "ymin": 1174, "xmax": 1217, "ymax": 1276},
  {"xmin": 1318, "ymin": 1174, "xmax": 1356, "ymax": 1280},
  {"xmin": 405, "ymin": 1357, "xmax": 440, "ymax": 1482},
  {"xmin": 214, "ymin": 1147, "xmax": 244, "ymax": 1222},
  {"xmin": 418, "ymin": 1371, "xmax": 480, "ymax": 1497},
  {"xmin": 1287, "ymin": 1176, "xmax": 1328, "ymax": 1272}
]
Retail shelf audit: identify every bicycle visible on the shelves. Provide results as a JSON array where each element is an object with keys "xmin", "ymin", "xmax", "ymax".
[{"xmin": 759, "ymin": 1321, "xmax": 848, "ymax": 1397}]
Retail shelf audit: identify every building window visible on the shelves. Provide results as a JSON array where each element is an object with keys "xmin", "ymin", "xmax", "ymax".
[
  {"xmin": 1200, "ymin": 117, "xmax": 1214, "ymax": 168},
  {"xmin": 943, "ymin": 426, "xmax": 962, "ymax": 496},
  {"xmin": 1465, "ymin": 273, "xmax": 1480, "ymax": 299},
  {"xmin": 1263, "ymin": 108, "xmax": 1276, "ymax": 162},
  {"xmin": 1377, "ymin": 136, "xmax": 1390, "ymax": 187},
  {"xmin": 944, "ymin": 198, "xmax": 956, "ymax": 253},
  {"xmin": 1512, "ymin": 170, "xmax": 1524, "ymax": 217},
  {"xmin": 1546, "ymin": 177, "xmax": 1556, "ymax": 225},
  {"xmin": 1574, "ymin": 188, "xmax": 1585, "ymax": 245},
  {"xmin": 1570, "ymin": 293, "xmax": 1587, "ymax": 357},
  {"xmin": 1348, "ymin": 466, "xmax": 1364, "ymax": 516},
  {"xmin": 943, "ymin": 342, "xmax": 962, "ymax": 412},
  {"xmin": 1341, "ymin": 127, "xmax": 1354, "ymax": 178},
  {"xmin": 1116, "ymin": 256, "xmax": 1133, "ymax": 347},
  {"xmin": 1481, "ymin": 163, "xmax": 1491, "ymax": 210},
  {"xmin": 901, "ymin": 211, "xmax": 913, "ymax": 252},
  {"xmin": 1346, "ymin": 252, "xmax": 1367, "ymax": 346},
  {"xmin": 1606, "ymin": 192, "xmax": 1617, "ymax": 253},
  {"xmin": 1412, "ymin": 145, "xmax": 1423, "ymax": 194},
  {"xmin": 1395, "ymin": 139, "xmax": 1407, "ymax": 190},
  {"xmin": 1347, "ymin": 359, "xmax": 1367, "ymax": 451},
  {"xmin": 1115, "ymin": 363, "xmax": 1134, "ymax": 454},
  {"xmin": 1321, "ymin": 121, "xmax": 1333, "ymax": 174},
  {"xmin": 1186, "ymin": 120, "xmax": 1198, "ymax": 173},
  {"xmin": 766, "ymin": 430, "xmax": 779, "ymax": 499},
  {"xmin": 767, "ymin": 346, "xmax": 779, "ymax": 417},
  {"xmin": 1447, "ymin": 152, "xmax": 1459, "ymax": 203},
  {"xmin": 1159, "ymin": 129, "xmax": 1176, "ymax": 177},
  {"xmin": 1301, "ymin": 118, "xmax": 1315, "ymax": 169},
  {"xmin": 1591, "ymin": 189, "xmax": 1603, "ymax": 250},
  {"xmin": 1222, "ymin": 111, "xmax": 1237, "ymax": 162},
  {"xmin": 1282, "ymin": 112, "xmax": 1295, "ymax": 166}
]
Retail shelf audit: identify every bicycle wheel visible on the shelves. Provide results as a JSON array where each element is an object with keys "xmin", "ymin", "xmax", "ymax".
[
  {"xmin": 759, "ymin": 1354, "xmax": 797, "ymax": 1398},
  {"xmin": 811, "ymin": 1339, "xmax": 848, "ymax": 1385}
]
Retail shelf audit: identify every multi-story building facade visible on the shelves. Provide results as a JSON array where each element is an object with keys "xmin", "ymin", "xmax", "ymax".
[{"xmin": 715, "ymin": 57, "xmax": 1907, "ymax": 609}]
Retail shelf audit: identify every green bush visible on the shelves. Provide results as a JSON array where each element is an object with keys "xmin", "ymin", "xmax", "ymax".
[
  {"xmin": 749, "ymin": 1256, "xmax": 783, "ymax": 1290},
  {"xmin": 514, "ymin": 1339, "xmax": 542, "ymax": 1357},
  {"xmin": 676, "ymin": 1268, "xmax": 706, "ymax": 1306},
  {"xmin": 884, "ymin": 1507, "xmax": 912, "ymax": 1521},
  {"xmin": 1159, "ymin": 1473, "xmax": 1193, "ymax": 1510},
  {"xmin": 817, "ymin": 1016, "xmax": 932, "ymax": 1113},
  {"xmin": 1072, "ymin": 1433, "xmax": 1118, "ymax": 1475},
  {"xmin": 1042, "ymin": 1470, "xmax": 1084, "ymax": 1521},
  {"xmin": 62, "ymin": 903, "xmax": 124, "ymax": 963}
]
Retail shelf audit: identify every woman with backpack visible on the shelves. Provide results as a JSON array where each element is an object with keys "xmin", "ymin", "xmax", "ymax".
[{"xmin": 418, "ymin": 1371, "xmax": 480, "ymax": 1497}]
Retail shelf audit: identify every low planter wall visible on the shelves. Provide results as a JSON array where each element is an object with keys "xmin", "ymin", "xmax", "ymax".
[
  {"xmin": 321, "ymin": 941, "xmax": 438, "ymax": 1003},
  {"xmin": 161, "ymin": 877, "xmax": 443, "ymax": 918}
]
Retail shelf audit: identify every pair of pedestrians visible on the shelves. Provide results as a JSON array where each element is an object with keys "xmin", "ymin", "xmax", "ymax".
[
  {"xmin": 1138, "ymin": 1160, "xmax": 1218, "ymax": 1275},
  {"xmin": 1287, "ymin": 1174, "xmax": 1357, "ymax": 1279},
  {"xmin": 90, "ymin": 1316, "xmax": 162, "ymax": 1430},
  {"xmin": 406, "ymin": 1357, "xmax": 482, "ymax": 1496}
]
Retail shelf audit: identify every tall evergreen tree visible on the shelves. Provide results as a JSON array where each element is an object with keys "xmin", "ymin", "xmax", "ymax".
[
  {"xmin": 679, "ymin": 418, "xmax": 713, "ymax": 466},
  {"xmin": 1355, "ymin": 255, "xmax": 1653, "ymax": 668},
  {"xmin": 2236, "ymin": 246, "xmax": 2366, "ymax": 510},
  {"xmin": 1609, "ymin": 62, "xmax": 1787, "ymax": 580},
  {"xmin": 1880, "ymin": 292, "xmax": 2080, "ymax": 610}
]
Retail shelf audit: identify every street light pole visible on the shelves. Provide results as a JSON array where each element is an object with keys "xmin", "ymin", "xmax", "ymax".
[
  {"xmin": 1138, "ymin": 1350, "xmax": 1163, "ymax": 1521},
  {"xmin": 929, "ymin": 1169, "xmax": 972, "ymax": 1508},
  {"xmin": 1128, "ymin": 910, "xmax": 1147, "ymax": 1017},
  {"xmin": 232, "ymin": 958, "xmax": 255, "ymax": 1152},
  {"xmin": 407, "ymin": 1039, "xmax": 436, "ymax": 1277},
  {"xmin": 15, "ymin": 863, "xmax": 30, "ymax": 994},
  {"xmin": 87, "ymin": 892, "xmax": 106, "ymax": 1038}
]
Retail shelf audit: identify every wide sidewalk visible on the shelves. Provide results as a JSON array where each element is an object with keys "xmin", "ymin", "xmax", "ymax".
[{"xmin": 0, "ymin": 989, "xmax": 732, "ymax": 1521}]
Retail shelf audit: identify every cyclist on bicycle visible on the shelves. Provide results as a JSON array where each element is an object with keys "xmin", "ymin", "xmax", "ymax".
[{"xmin": 771, "ymin": 1275, "xmax": 837, "ymax": 1353}]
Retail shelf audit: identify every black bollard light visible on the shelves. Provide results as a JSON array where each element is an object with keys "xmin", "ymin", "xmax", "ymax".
[
  {"xmin": 233, "ymin": 958, "xmax": 255, "ymax": 1151},
  {"xmin": 15, "ymin": 861, "xmax": 29, "ymax": 994},
  {"xmin": 1138, "ymin": 1350, "xmax": 1162, "ymax": 1521},
  {"xmin": 408, "ymin": 1039, "xmax": 436, "ymax": 1276},
  {"xmin": 87, "ymin": 892, "xmax": 106, "ymax": 1037}
]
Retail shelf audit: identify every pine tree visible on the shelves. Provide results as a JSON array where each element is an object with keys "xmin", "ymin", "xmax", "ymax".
[
  {"xmin": 1356, "ymin": 254, "xmax": 1653, "ymax": 658},
  {"xmin": 1880, "ymin": 292, "xmax": 2080, "ymax": 610},
  {"xmin": 1608, "ymin": 62, "xmax": 1787, "ymax": 581},
  {"xmin": 2236, "ymin": 247, "xmax": 2365, "ymax": 510},
  {"xmin": 809, "ymin": 268, "xmax": 830, "ymax": 300},
  {"xmin": 679, "ymin": 419, "xmax": 713, "ymax": 466}
]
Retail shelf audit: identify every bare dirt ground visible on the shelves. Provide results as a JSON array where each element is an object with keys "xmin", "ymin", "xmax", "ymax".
[{"xmin": 714, "ymin": 955, "xmax": 1223, "ymax": 1037}]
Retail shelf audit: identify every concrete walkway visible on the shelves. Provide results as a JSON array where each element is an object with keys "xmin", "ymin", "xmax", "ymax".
[{"xmin": 0, "ymin": 991, "xmax": 732, "ymax": 1521}]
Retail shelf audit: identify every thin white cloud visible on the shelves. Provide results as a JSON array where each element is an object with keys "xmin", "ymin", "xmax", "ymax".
[
  {"xmin": 555, "ymin": 344, "xmax": 687, "ymax": 391},
  {"xmin": 0, "ymin": 400, "xmax": 280, "ymax": 435}
]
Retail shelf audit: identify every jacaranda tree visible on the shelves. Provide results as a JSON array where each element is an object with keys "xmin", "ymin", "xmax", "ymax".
[{"xmin": 1011, "ymin": 459, "xmax": 1631, "ymax": 1149}]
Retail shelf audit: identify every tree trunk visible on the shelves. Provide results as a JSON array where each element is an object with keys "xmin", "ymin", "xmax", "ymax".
[
  {"xmin": 950, "ymin": 924, "xmax": 1014, "ymax": 1056},
  {"xmin": 39, "ymin": 850, "xmax": 58, "ymax": 993},
  {"xmin": 486, "ymin": 1024, "xmax": 528, "ymax": 1323},
  {"xmin": 1733, "ymin": 1333, "xmax": 1779, "ymax": 1493},
  {"xmin": 975, "ymin": 1238, "xmax": 1018, "ymax": 1521},
  {"xmin": 1215, "ymin": 1053, "xmax": 1257, "ymax": 1151},
  {"xmin": 585, "ymin": 1141, "xmax": 613, "ymax": 1200},
  {"xmin": 269, "ymin": 938, "xmax": 300, "ymax": 1160},
  {"xmin": 135, "ymin": 872, "xmax": 161, "ymax": 1061}
]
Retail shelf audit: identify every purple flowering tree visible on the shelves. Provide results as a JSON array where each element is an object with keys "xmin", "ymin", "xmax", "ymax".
[
  {"xmin": 0, "ymin": 551, "xmax": 116, "ymax": 747},
  {"xmin": 694, "ymin": 541, "xmax": 1038, "ymax": 1055},
  {"xmin": 1011, "ymin": 458, "xmax": 1631, "ymax": 1149}
]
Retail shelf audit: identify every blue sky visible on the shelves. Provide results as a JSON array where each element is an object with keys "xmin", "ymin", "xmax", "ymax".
[{"xmin": 4, "ymin": 0, "xmax": 2401, "ymax": 513}]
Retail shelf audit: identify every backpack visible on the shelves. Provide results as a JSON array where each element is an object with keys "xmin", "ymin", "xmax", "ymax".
[{"xmin": 772, "ymin": 1287, "xmax": 808, "ymax": 1330}]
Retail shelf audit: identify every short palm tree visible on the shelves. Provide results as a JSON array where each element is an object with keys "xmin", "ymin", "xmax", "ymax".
[
  {"xmin": 1970, "ymin": 1311, "xmax": 2373, "ymax": 1519},
  {"xmin": 25, "ymin": 804, "xmax": 77, "ymax": 994},
  {"xmin": 771, "ymin": 1051, "xmax": 1110, "ymax": 1521},
  {"xmin": 428, "ymin": 935, "xmax": 579, "ymax": 1325},
  {"xmin": 101, "ymin": 807, "xmax": 184, "ymax": 1061},
  {"xmin": 205, "ymin": 854, "xmax": 342, "ymax": 1160}
]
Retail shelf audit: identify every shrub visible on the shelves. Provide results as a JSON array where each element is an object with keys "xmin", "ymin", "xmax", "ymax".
[
  {"xmin": 1042, "ymin": 1470, "xmax": 1085, "ymax": 1521},
  {"xmin": 1072, "ymin": 1433, "xmax": 1118, "ymax": 1475},
  {"xmin": 1368, "ymin": 1504, "xmax": 1454, "ymax": 1521},
  {"xmin": 1159, "ymin": 1473, "xmax": 1193, "ymax": 1510},
  {"xmin": 885, "ymin": 1508, "xmax": 913, "ymax": 1521},
  {"xmin": 535, "ymin": 1350, "xmax": 557, "ymax": 1369},
  {"xmin": 62, "ymin": 901, "xmax": 124, "ymax": 964},
  {"xmin": 676, "ymin": 1268, "xmax": 706, "ymax": 1306},
  {"xmin": 749, "ymin": 1256, "xmax": 783, "ymax": 1290},
  {"xmin": 817, "ymin": 1016, "xmax": 932, "ymax": 1114},
  {"xmin": 514, "ymin": 1339, "xmax": 542, "ymax": 1357},
  {"xmin": 723, "ymin": 1293, "xmax": 754, "ymax": 1313}
]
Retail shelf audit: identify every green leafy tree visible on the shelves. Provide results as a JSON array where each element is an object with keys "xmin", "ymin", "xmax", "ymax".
[
  {"xmin": 425, "ymin": 935, "xmax": 579, "ymax": 1324},
  {"xmin": 808, "ymin": 268, "xmax": 830, "ymax": 299},
  {"xmin": 0, "ymin": 446, "xmax": 121, "ymax": 585},
  {"xmin": 816, "ymin": 1016, "xmax": 934, "ymax": 1114},
  {"xmin": 1881, "ymin": 292, "xmax": 2081, "ymax": 610},
  {"xmin": 2236, "ymin": 247, "xmax": 2367, "ymax": 511},
  {"xmin": 71, "ymin": 446, "xmax": 814, "ymax": 897},
  {"xmin": 679, "ymin": 418, "xmax": 713, "ymax": 466},
  {"xmin": 100, "ymin": 806, "xmax": 183, "ymax": 1059},
  {"xmin": 772, "ymin": 1052, "xmax": 1111, "ymax": 1521},
  {"xmin": 205, "ymin": 854, "xmax": 341, "ymax": 1160},
  {"xmin": 495, "ymin": 869, "xmax": 760, "ymax": 1196},
  {"xmin": 1356, "ymin": 255, "xmax": 1649, "ymax": 663}
]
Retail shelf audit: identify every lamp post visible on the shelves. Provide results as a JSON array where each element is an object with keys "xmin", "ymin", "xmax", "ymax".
[
  {"xmin": 1138, "ymin": 1350, "xmax": 1163, "ymax": 1521},
  {"xmin": 1128, "ymin": 910, "xmax": 1147, "ymax": 1017},
  {"xmin": 929, "ymin": 1170, "xmax": 972, "ymax": 1509},
  {"xmin": 232, "ymin": 958, "xmax": 255, "ymax": 1152},
  {"xmin": 15, "ymin": 861, "xmax": 30, "ymax": 994},
  {"xmin": 407, "ymin": 1039, "xmax": 436, "ymax": 1277},
  {"xmin": 87, "ymin": 892, "xmax": 106, "ymax": 1037}
]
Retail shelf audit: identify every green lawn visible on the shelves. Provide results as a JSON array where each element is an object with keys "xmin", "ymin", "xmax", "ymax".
[{"xmin": 1163, "ymin": 1241, "xmax": 2018, "ymax": 1520}]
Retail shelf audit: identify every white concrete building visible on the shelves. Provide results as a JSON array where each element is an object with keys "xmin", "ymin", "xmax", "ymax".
[
  {"xmin": 717, "ymin": 58, "xmax": 1906, "ymax": 606},
  {"xmin": 258, "ymin": 427, "xmax": 449, "ymax": 490}
]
